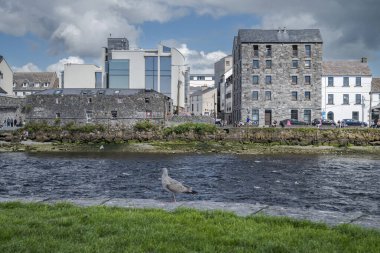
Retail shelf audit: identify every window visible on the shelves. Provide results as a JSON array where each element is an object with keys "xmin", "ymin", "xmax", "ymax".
[
  {"xmin": 86, "ymin": 111, "xmax": 93, "ymax": 123},
  {"xmin": 117, "ymin": 98, "xmax": 123, "ymax": 104},
  {"xmin": 328, "ymin": 77, "xmax": 334, "ymax": 86},
  {"xmin": 13, "ymin": 82, "xmax": 16, "ymax": 88},
  {"xmin": 111, "ymin": 110, "xmax": 118, "ymax": 118},
  {"xmin": 163, "ymin": 46, "xmax": 171, "ymax": 53},
  {"xmin": 145, "ymin": 57, "xmax": 158, "ymax": 90},
  {"xmin": 266, "ymin": 60, "xmax": 272, "ymax": 69},
  {"xmin": 305, "ymin": 60, "xmax": 311, "ymax": 68},
  {"xmin": 343, "ymin": 77, "xmax": 349, "ymax": 87},
  {"xmin": 291, "ymin": 110, "xmax": 298, "ymax": 120},
  {"xmin": 34, "ymin": 83, "xmax": 40, "ymax": 88},
  {"xmin": 252, "ymin": 91, "xmax": 258, "ymax": 100},
  {"xmin": 95, "ymin": 72, "xmax": 102, "ymax": 88},
  {"xmin": 252, "ymin": 109, "xmax": 259, "ymax": 124},
  {"xmin": 0, "ymin": 71, "xmax": 2, "ymax": 79},
  {"xmin": 327, "ymin": 111, "xmax": 334, "ymax": 121},
  {"xmin": 343, "ymin": 94, "xmax": 349, "ymax": 104},
  {"xmin": 44, "ymin": 82, "xmax": 50, "ymax": 87},
  {"xmin": 145, "ymin": 97, "xmax": 150, "ymax": 103},
  {"xmin": 253, "ymin": 60, "xmax": 259, "ymax": 69},
  {"xmin": 304, "ymin": 110, "xmax": 311, "ymax": 123},
  {"xmin": 352, "ymin": 111, "xmax": 359, "ymax": 120},
  {"xmin": 355, "ymin": 77, "xmax": 362, "ymax": 86},
  {"xmin": 292, "ymin": 60, "xmax": 299, "ymax": 68},
  {"xmin": 252, "ymin": 75, "xmax": 259, "ymax": 84},
  {"xmin": 265, "ymin": 91, "xmax": 271, "ymax": 100},
  {"xmin": 266, "ymin": 45, "xmax": 272, "ymax": 57},
  {"xmin": 55, "ymin": 113, "xmax": 61, "ymax": 119},
  {"xmin": 160, "ymin": 56, "xmax": 172, "ymax": 96},
  {"xmin": 22, "ymin": 82, "xmax": 28, "ymax": 87},
  {"xmin": 305, "ymin": 76, "xmax": 311, "ymax": 85},
  {"xmin": 265, "ymin": 75, "xmax": 272, "ymax": 84},
  {"xmin": 109, "ymin": 59, "xmax": 130, "ymax": 89},
  {"xmin": 253, "ymin": 45, "xmax": 259, "ymax": 57},
  {"xmin": 305, "ymin": 45, "xmax": 311, "ymax": 57},
  {"xmin": 292, "ymin": 45, "xmax": 298, "ymax": 57},
  {"xmin": 291, "ymin": 76, "xmax": 298, "ymax": 85},
  {"xmin": 355, "ymin": 94, "xmax": 362, "ymax": 104},
  {"xmin": 226, "ymin": 61, "xmax": 230, "ymax": 66},
  {"xmin": 55, "ymin": 98, "xmax": 60, "ymax": 104},
  {"xmin": 305, "ymin": 91, "xmax": 311, "ymax": 100},
  {"xmin": 328, "ymin": 94, "xmax": 334, "ymax": 104},
  {"xmin": 291, "ymin": 91, "xmax": 298, "ymax": 101},
  {"xmin": 87, "ymin": 97, "xmax": 92, "ymax": 103}
]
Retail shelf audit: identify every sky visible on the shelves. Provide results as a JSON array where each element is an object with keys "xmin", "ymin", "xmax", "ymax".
[{"xmin": 1, "ymin": 0, "xmax": 380, "ymax": 75}]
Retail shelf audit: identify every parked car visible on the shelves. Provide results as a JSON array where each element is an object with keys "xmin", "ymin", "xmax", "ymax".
[
  {"xmin": 312, "ymin": 119, "xmax": 336, "ymax": 127},
  {"xmin": 279, "ymin": 119, "xmax": 308, "ymax": 127},
  {"xmin": 341, "ymin": 119, "xmax": 368, "ymax": 127}
]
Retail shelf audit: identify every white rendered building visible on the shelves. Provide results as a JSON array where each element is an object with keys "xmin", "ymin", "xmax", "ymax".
[
  {"xmin": 220, "ymin": 68, "xmax": 233, "ymax": 123},
  {"xmin": 103, "ymin": 40, "xmax": 186, "ymax": 109},
  {"xmin": 190, "ymin": 87, "xmax": 217, "ymax": 116},
  {"xmin": 0, "ymin": 55, "xmax": 13, "ymax": 95},
  {"xmin": 322, "ymin": 59, "xmax": 372, "ymax": 124},
  {"xmin": 189, "ymin": 74, "xmax": 215, "ymax": 88},
  {"xmin": 63, "ymin": 64, "xmax": 103, "ymax": 88}
]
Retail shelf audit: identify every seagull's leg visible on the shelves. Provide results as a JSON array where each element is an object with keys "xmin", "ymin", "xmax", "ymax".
[{"xmin": 172, "ymin": 193, "xmax": 176, "ymax": 203}]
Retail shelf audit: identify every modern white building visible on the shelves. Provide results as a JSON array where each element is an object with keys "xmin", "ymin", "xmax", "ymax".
[
  {"xmin": 214, "ymin": 55, "xmax": 232, "ymax": 117},
  {"xmin": 189, "ymin": 74, "xmax": 214, "ymax": 88},
  {"xmin": 0, "ymin": 55, "xmax": 13, "ymax": 95},
  {"xmin": 190, "ymin": 87, "xmax": 217, "ymax": 116},
  {"xmin": 103, "ymin": 38, "xmax": 186, "ymax": 110},
  {"xmin": 63, "ymin": 64, "xmax": 103, "ymax": 88},
  {"xmin": 322, "ymin": 59, "xmax": 372, "ymax": 124}
]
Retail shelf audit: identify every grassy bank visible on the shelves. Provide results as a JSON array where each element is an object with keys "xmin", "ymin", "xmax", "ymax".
[{"xmin": 0, "ymin": 202, "xmax": 379, "ymax": 253}]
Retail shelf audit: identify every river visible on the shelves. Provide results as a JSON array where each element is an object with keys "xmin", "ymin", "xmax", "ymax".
[{"xmin": 0, "ymin": 152, "xmax": 379, "ymax": 215}]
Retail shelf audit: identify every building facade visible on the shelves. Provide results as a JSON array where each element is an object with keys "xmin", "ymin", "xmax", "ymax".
[
  {"xmin": 220, "ymin": 68, "xmax": 233, "ymax": 123},
  {"xmin": 25, "ymin": 89, "xmax": 172, "ymax": 127},
  {"xmin": 322, "ymin": 59, "xmax": 372, "ymax": 124},
  {"xmin": 189, "ymin": 74, "xmax": 215, "ymax": 88},
  {"xmin": 0, "ymin": 55, "xmax": 13, "ymax": 95},
  {"xmin": 102, "ymin": 39, "xmax": 186, "ymax": 110},
  {"xmin": 232, "ymin": 29, "xmax": 323, "ymax": 126},
  {"xmin": 371, "ymin": 78, "xmax": 380, "ymax": 123},
  {"xmin": 63, "ymin": 64, "xmax": 103, "ymax": 88},
  {"xmin": 190, "ymin": 87, "xmax": 217, "ymax": 116},
  {"xmin": 13, "ymin": 72, "xmax": 59, "ymax": 97},
  {"xmin": 214, "ymin": 55, "xmax": 233, "ymax": 116}
]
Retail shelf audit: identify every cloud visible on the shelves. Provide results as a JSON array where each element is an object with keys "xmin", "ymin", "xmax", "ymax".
[
  {"xmin": 12, "ymin": 63, "xmax": 41, "ymax": 72},
  {"xmin": 46, "ymin": 56, "xmax": 85, "ymax": 73}
]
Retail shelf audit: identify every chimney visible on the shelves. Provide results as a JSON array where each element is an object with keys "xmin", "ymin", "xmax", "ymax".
[
  {"xmin": 283, "ymin": 26, "xmax": 287, "ymax": 33},
  {"xmin": 361, "ymin": 57, "xmax": 367, "ymax": 63}
]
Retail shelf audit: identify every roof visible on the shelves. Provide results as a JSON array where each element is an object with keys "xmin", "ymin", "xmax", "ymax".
[
  {"xmin": 322, "ymin": 60, "xmax": 372, "ymax": 76},
  {"xmin": 0, "ymin": 55, "xmax": 3, "ymax": 63},
  {"xmin": 33, "ymin": 88, "xmax": 166, "ymax": 97},
  {"xmin": 238, "ymin": 29, "xmax": 322, "ymax": 43},
  {"xmin": 0, "ymin": 87, "xmax": 7, "ymax": 94},
  {"xmin": 372, "ymin": 78, "xmax": 380, "ymax": 93},
  {"xmin": 13, "ymin": 72, "xmax": 59, "ymax": 90}
]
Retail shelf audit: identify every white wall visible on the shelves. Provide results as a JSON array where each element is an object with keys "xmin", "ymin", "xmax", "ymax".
[
  {"xmin": 322, "ymin": 76, "xmax": 372, "ymax": 123},
  {"xmin": 63, "ymin": 64, "xmax": 102, "ymax": 88},
  {"xmin": 111, "ymin": 51, "xmax": 145, "ymax": 89},
  {"xmin": 0, "ymin": 59, "xmax": 14, "ymax": 95},
  {"xmin": 202, "ymin": 88, "xmax": 217, "ymax": 116}
]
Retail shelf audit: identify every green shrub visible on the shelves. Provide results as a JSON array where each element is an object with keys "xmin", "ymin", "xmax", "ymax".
[
  {"xmin": 134, "ymin": 120, "xmax": 156, "ymax": 132},
  {"xmin": 170, "ymin": 123, "xmax": 217, "ymax": 135}
]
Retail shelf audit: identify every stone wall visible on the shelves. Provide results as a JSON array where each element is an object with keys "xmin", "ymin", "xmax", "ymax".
[
  {"xmin": 0, "ymin": 96, "xmax": 25, "ymax": 126},
  {"xmin": 24, "ymin": 90, "xmax": 172, "ymax": 128}
]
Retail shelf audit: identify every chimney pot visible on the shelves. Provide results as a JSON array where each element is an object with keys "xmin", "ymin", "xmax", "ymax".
[{"xmin": 361, "ymin": 57, "xmax": 367, "ymax": 63}]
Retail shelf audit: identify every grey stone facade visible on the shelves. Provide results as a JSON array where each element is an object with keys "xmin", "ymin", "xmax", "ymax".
[
  {"xmin": 233, "ymin": 29, "xmax": 323, "ymax": 126},
  {"xmin": 24, "ymin": 89, "xmax": 172, "ymax": 128},
  {"xmin": 0, "ymin": 96, "xmax": 25, "ymax": 126}
]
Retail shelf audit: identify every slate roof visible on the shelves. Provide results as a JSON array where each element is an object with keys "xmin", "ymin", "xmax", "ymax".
[
  {"xmin": 372, "ymin": 78, "xmax": 380, "ymax": 93},
  {"xmin": 0, "ymin": 87, "xmax": 7, "ymax": 94},
  {"xmin": 13, "ymin": 72, "xmax": 59, "ymax": 90},
  {"xmin": 238, "ymin": 29, "xmax": 322, "ymax": 43},
  {"xmin": 34, "ymin": 88, "xmax": 164, "ymax": 96},
  {"xmin": 322, "ymin": 61, "xmax": 372, "ymax": 76}
]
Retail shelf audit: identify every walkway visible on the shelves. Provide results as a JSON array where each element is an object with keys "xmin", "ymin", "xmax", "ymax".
[{"xmin": 0, "ymin": 197, "xmax": 379, "ymax": 230}]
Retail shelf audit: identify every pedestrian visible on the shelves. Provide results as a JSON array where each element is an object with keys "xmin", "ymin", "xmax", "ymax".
[{"xmin": 14, "ymin": 119, "xmax": 17, "ymax": 127}]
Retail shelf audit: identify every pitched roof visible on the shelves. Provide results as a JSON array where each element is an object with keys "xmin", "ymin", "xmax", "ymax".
[
  {"xmin": 322, "ymin": 60, "xmax": 372, "ymax": 76},
  {"xmin": 13, "ymin": 72, "xmax": 59, "ymax": 90},
  {"xmin": 0, "ymin": 87, "xmax": 7, "ymax": 94},
  {"xmin": 33, "ymin": 88, "xmax": 166, "ymax": 97},
  {"xmin": 238, "ymin": 29, "xmax": 322, "ymax": 43},
  {"xmin": 372, "ymin": 78, "xmax": 380, "ymax": 93}
]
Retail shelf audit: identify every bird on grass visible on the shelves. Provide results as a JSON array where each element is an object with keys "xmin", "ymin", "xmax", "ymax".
[{"xmin": 161, "ymin": 168, "xmax": 197, "ymax": 202}]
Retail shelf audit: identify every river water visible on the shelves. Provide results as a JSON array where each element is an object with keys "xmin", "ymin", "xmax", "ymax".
[{"xmin": 0, "ymin": 152, "xmax": 379, "ymax": 215}]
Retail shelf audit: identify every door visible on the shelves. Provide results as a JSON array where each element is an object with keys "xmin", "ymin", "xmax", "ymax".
[{"xmin": 265, "ymin": 110, "xmax": 272, "ymax": 126}]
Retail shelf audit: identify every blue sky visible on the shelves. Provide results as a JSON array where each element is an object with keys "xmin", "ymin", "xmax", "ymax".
[{"xmin": 1, "ymin": 0, "xmax": 379, "ymax": 75}]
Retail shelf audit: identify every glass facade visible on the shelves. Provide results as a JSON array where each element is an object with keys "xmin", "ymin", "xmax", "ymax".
[
  {"xmin": 95, "ymin": 72, "xmax": 102, "ymax": 88},
  {"xmin": 145, "ymin": 56, "xmax": 158, "ymax": 90},
  {"xmin": 109, "ymin": 60, "xmax": 130, "ymax": 88},
  {"xmin": 160, "ymin": 56, "xmax": 172, "ymax": 97}
]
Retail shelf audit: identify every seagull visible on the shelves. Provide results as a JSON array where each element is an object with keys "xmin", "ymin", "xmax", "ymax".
[
  {"xmin": 161, "ymin": 168, "xmax": 197, "ymax": 202},
  {"xmin": 99, "ymin": 145, "xmax": 104, "ymax": 150}
]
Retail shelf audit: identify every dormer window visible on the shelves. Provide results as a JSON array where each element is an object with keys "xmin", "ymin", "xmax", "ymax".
[
  {"xmin": 13, "ymin": 82, "xmax": 16, "ymax": 88},
  {"xmin": 22, "ymin": 82, "xmax": 28, "ymax": 87},
  {"xmin": 34, "ymin": 83, "xmax": 40, "ymax": 88},
  {"xmin": 44, "ymin": 82, "xmax": 50, "ymax": 87}
]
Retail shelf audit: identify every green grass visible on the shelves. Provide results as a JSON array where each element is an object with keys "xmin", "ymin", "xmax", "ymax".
[{"xmin": 0, "ymin": 202, "xmax": 379, "ymax": 252}]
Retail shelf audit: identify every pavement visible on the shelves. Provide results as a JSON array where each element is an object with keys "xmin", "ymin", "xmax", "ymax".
[{"xmin": 0, "ymin": 197, "xmax": 379, "ymax": 230}]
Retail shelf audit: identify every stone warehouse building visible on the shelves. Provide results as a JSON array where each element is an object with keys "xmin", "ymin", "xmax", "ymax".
[
  {"xmin": 232, "ymin": 29, "xmax": 323, "ymax": 126},
  {"xmin": 24, "ymin": 89, "xmax": 172, "ymax": 127}
]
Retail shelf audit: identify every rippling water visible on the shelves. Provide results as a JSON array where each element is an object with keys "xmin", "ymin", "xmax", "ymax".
[{"xmin": 0, "ymin": 152, "xmax": 379, "ymax": 215}]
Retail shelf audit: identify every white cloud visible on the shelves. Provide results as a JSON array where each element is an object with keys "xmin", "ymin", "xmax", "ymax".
[
  {"xmin": 46, "ymin": 56, "xmax": 85, "ymax": 73},
  {"xmin": 12, "ymin": 63, "xmax": 41, "ymax": 72}
]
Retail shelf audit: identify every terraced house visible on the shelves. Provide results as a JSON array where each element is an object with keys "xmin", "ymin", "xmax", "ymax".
[{"xmin": 232, "ymin": 29, "xmax": 323, "ymax": 126}]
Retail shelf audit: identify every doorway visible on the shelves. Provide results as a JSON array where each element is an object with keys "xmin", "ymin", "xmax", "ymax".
[{"xmin": 265, "ymin": 110, "xmax": 272, "ymax": 126}]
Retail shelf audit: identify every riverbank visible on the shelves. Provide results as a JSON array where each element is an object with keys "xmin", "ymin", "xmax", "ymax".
[{"xmin": 2, "ymin": 139, "xmax": 380, "ymax": 155}]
